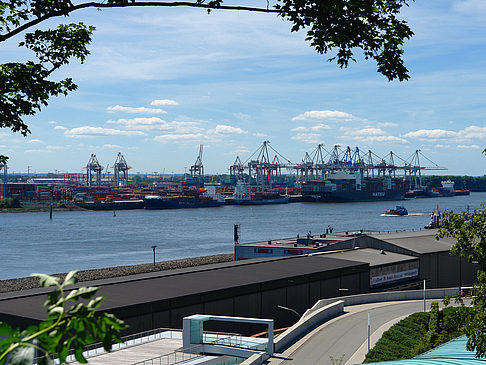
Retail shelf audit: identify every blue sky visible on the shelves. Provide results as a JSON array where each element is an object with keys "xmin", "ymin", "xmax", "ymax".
[{"xmin": 2, "ymin": 0, "xmax": 486, "ymax": 176}]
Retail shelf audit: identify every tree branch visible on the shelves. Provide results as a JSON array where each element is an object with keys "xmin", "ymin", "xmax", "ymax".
[{"xmin": 0, "ymin": 1, "xmax": 279, "ymax": 42}]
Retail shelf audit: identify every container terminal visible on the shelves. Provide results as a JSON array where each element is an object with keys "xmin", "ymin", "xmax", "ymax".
[{"xmin": 0, "ymin": 142, "xmax": 470, "ymax": 207}]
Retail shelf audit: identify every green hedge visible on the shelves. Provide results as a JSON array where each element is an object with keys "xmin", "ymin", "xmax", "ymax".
[
  {"xmin": 364, "ymin": 312, "xmax": 430, "ymax": 363},
  {"xmin": 0, "ymin": 197, "xmax": 21, "ymax": 208},
  {"xmin": 364, "ymin": 304, "xmax": 472, "ymax": 363}
]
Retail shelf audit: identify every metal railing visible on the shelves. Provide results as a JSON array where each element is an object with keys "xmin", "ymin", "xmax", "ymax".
[
  {"xmin": 34, "ymin": 328, "xmax": 182, "ymax": 364},
  {"xmin": 131, "ymin": 344, "xmax": 204, "ymax": 365}
]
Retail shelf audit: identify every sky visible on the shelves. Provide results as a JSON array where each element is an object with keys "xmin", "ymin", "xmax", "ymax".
[{"xmin": 2, "ymin": 0, "xmax": 486, "ymax": 176}]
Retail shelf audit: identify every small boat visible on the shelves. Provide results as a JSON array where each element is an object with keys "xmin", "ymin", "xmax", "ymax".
[{"xmin": 385, "ymin": 206, "xmax": 408, "ymax": 216}]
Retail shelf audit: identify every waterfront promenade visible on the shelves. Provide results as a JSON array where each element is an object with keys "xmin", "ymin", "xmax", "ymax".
[{"xmin": 67, "ymin": 298, "xmax": 444, "ymax": 365}]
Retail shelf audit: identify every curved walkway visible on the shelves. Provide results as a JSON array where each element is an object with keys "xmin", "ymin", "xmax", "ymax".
[{"xmin": 268, "ymin": 299, "xmax": 445, "ymax": 365}]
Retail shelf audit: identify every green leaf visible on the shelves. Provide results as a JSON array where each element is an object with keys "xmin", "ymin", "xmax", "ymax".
[
  {"xmin": 0, "ymin": 322, "xmax": 13, "ymax": 336},
  {"xmin": 65, "ymin": 286, "xmax": 98, "ymax": 301},
  {"xmin": 74, "ymin": 346, "xmax": 87, "ymax": 363},
  {"xmin": 9, "ymin": 345, "xmax": 35, "ymax": 365},
  {"xmin": 87, "ymin": 295, "xmax": 105, "ymax": 310},
  {"xmin": 63, "ymin": 270, "xmax": 78, "ymax": 286},
  {"xmin": 32, "ymin": 273, "xmax": 60, "ymax": 288}
]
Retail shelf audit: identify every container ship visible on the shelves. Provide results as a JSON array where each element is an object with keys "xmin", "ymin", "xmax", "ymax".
[
  {"xmin": 74, "ymin": 199, "xmax": 144, "ymax": 210},
  {"xmin": 143, "ymin": 195, "xmax": 224, "ymax": 209},
  {"xmin": 144, "ymin": 183, "xmax": 225, "ymax": 209},
  {"xmin": 405, "ymin": 180, "xmax": 470, "ymax": 198},
  {"xmin": 225, "ymin": 182, "xmax": 290, "ymax": 205},
  {"xmin": 301, "ymin": 172, "xmax": 409, "ymax": 202}
]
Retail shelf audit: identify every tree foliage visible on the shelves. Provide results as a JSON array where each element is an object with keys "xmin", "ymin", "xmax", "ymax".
[
  {"xmin": 438, "ymin": 148, "xmax": 486, "ymax": 358},
  {"xmin": 438, "ymin": 205, "xmax": 486, "ymax": 358},
  {"xmin": 0, "ymin": 0, "xmax": 413, "ymax": 162},
  {"xmin": 0, "ymin": 271, "xmax": 127, "ymax": 364}
]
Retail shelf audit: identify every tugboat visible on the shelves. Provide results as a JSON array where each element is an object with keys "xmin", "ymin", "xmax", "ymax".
[
  {"xmin": 385, "ymin": 206, "xmax": 408, "ymax": 216},
  {"xmin": 425, "ymin": 205, "xmax": 442, "ymax": 229}
]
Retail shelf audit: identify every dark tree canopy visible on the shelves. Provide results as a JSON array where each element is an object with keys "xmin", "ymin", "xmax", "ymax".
[
  {"xmin": 0, "ymin": 0, "xmax": 414, "ymax": 163},
  {"xmin": 437, "ymin": 150, "xmax": 486, "ymax": 358}
]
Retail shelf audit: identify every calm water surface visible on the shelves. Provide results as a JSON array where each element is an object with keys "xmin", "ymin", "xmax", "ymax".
[{"xmin": 1, "ymin": 193, "xmax": 485, "ymax": 280}]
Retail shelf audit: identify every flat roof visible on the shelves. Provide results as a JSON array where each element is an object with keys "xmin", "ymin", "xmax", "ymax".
[
  {"xmin": 0, "ymin": 255, "xmax": 367, "ymax": 321},
  {"xmin": 313, "ymin": 248, "xmax": 418, "ymax": 267},
  {"xmin": 367, "ymin": 229, "xmax": 457, "ymax": 254}
]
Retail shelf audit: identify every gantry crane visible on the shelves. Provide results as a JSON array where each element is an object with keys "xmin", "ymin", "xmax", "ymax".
[
  {"xmin": 85, "ymin": 154, "xmax": 103, "ymax": 186},
  {"xmin": 113, "ymin": 152, "xmax": 131, "ymax": 187}
]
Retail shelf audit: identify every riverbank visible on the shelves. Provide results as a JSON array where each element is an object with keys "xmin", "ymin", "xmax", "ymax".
[
  {"xmin": 0, "ymin": 253, "xmax": 234, "ymax": 293},
  {"xmin": 0, "ymin": 201, "xmax": 85, "ymax": 213}
]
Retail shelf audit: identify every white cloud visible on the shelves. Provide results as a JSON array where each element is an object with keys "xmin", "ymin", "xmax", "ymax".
[
  {"xmin": 234, "ymin": 113, "xmax": 252, "ymax": 120},
  {"xmin": 342, "ymin": 127, "xmax": 408, "ymax": 144},
  {"xmin": 108, "ymin": 118, "xmax": 203, "ymax": 133},
  {"xmin": 48, "ymin": 121, "xmax": 57, "ymax": 125},
  {"xmin": 292, "ymin": 110, "xmax": 357, "ymax": 122},
  {"xmin": 375, "ymin": 122, "xmax": 399, "ymax": 128},
  {"xmin": 403, "ymin": 129, "xmax": 457, "ymax": 139},
  {"xmin": 150, "ymin": 99, "xmax": 179, "ymax": 106},
  {"xmin": 404, "ymin": 126, "xmax": 486, "ymax": 141},
  {"xmin": 25, "ymin": 149, "xmax": 52, "ymax": 153},
  {"xmin": 233, "ymin": 146, "xmax": 250, "ymax": 154},
  {"xmin": 54, "ymin": 126, "xmax": 67, "ymax": 130},
  {"xmin": 291, "ymin": 126, "xmax": 308, "ymax": 132},
  {"xmin": 344, "ymin": 128, "xmax": 386, "ymax": 136},
  {"xmin": 352, "ymin": 135, "xmax": 409, "ymax": 144},
  {"xmin": 28, "ymin": 139, "xmax": 44, "ymax": 144},
  {"xmin": 459, "ymin": 126, "xmax": 486, "ymax": 139},
  {"xmin": 103, "ymin": 144, "xmax": 122, "ymax": 149},
  {"xmin": 434, "ymin": 144, "xmax": 451, "ymax": 149},
  {"xmin": 457, "ymin": 144, "xmax": 482, "ymax": 149},
  {"xmin": 311, "ymin": 124, "xmax": 331, "ymax": 131},
  {"xmin": 45, "ymin": 145, "xmax": 69, "ymax": 150},
  {"xmin": 210, "ymin": 125, "xmax": 247, "ymax": 135},
  {"xmin": 107, "ymin": 105, "xmax": 166, "ymax": 114},
  {"xmin": 452, "ymin": 0, "xmax": 486, "ymax": 15},
  {"xmin": 253, "ymin": 132, "xmax": 267, "ymax": 137},
  {"xmin": 291, "ymin": 133, "xmax": 322, "ymax": 144},
  {"xmin": 65, "ymin": 126, "xmax": 146, "ymax": 138},
  {"xmin": 154, "ymin": 133, "xmax": 204, "ymax": 142}
]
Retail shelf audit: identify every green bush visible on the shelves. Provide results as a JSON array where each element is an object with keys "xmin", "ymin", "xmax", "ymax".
[
  {"xmin": 364, "ymin": 304, "xmax": 470, "ymax": 363},
  {"xmin": 0, "ymin": 197, "xmax": 21, "ymax": 208},
  {"xmin": 57, "ymin": 200, "xmax": 66, "ymax": 208},
  {"xmin": 364, "ymin": 312, "xmax": 430, "ymax": 363}
]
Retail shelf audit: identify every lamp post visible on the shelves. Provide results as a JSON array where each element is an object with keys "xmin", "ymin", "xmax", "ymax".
[
  {"xmin": 423, "ymin": 279, "xmax": 426, "ymax": 312},
  {"xmin": 368, "ymin": 312, "xmax": 371, "ymax": 352},
  {"xmin": 151, "ymin": 245, "xmax": 157, "ymax": 270},
  {"xmin": 277, "ymin": 305, "xmax": 301, "ymax": 321}
]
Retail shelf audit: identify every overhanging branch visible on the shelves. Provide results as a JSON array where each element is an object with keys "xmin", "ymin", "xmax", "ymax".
[{"xmin": 0, "ymin": 1, "xmax": 279, "ymax": 42}]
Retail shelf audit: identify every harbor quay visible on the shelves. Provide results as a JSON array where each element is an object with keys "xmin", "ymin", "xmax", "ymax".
[{"xmin": 0, "ymin": 229, "xmax": 478, "ymax": 339}]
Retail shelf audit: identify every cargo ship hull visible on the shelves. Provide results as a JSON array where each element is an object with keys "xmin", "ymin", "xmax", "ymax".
[
  {"xmin": 228, "ymin": 196, "xmax": 290, "ymax": 205},
  {"xmin": 301, "ymin": 174, "xmax": 408, "ymax": 203},
  {"xmin": 304, "ymin": 190, "xmax": 405, "ymax": 203},
  {"xmin": 74, "ymin": 200, "xmax": 144, "ymax": 210},
  {"xmin": 144, "ymin": 196, "xmax": 224, "ymax": 209}
]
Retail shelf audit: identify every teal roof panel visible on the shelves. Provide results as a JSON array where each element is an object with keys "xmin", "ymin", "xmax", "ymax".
[{"xmin": 366, "ymin": 336, "xmax": 486, "ymax": 364}]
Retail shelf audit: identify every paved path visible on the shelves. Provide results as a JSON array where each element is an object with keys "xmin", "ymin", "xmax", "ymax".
[{"xmin": 268, "ymin": 299, "xmax": 441, "ymax": 365}]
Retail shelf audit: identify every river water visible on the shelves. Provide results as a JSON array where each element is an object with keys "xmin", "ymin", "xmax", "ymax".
[{"xmin": 1, "ymin": 193, "xmax": 485, "ymax": 280}]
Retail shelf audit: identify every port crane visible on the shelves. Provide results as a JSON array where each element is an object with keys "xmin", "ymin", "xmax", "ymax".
[
  {"xmin": 190, "ymin": 145, "xmax": 204, "ymax": 184},
  {"xmin": 113, "ymin": 152, "xmax": 131, "ymax": 187},
  {"xmin": 229, "ymin": 143, "xmax": 447, "ymax": 187},
  {"xmin": 245, "ymin": 141, "xmax": 292, "ymax": 191},
  {"xmin": 84, "ymin": 154, "xmax": 103, "ymax": 186}
]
